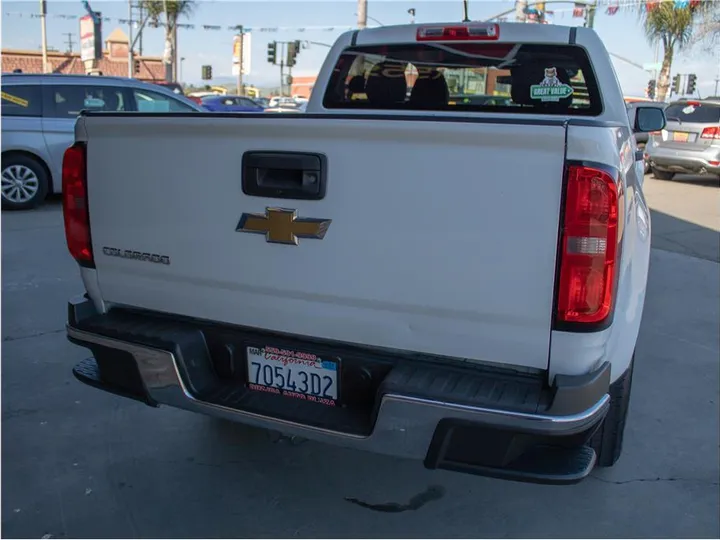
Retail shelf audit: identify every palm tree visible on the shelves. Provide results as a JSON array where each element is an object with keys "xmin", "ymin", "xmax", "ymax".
[
  {"xmin": 142, "ymin": 0, "xmax": 194, "ymax": 82},
  {"xmin": 638, "ymin": 0, "xmax": 713, "ymax": 102}
]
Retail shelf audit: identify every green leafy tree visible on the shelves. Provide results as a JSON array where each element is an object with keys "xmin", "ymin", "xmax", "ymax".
[
  {"xmin": 142, "ymin": 0, "xmax": 194, "ymax": 82},
  {"xmin": 638, "ymin": 1, "xmax": 714, "ymax": 102}
]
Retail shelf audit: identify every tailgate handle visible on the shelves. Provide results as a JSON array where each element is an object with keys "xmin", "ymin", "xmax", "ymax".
[{"xmin": 242, "ymin": 151, "xmax": 327, "ymax": 200}]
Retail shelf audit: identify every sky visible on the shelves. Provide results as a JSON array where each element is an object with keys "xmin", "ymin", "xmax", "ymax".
[{"xmin": 1, "ymin": 0, "xmax": 719, "ymax": 95}]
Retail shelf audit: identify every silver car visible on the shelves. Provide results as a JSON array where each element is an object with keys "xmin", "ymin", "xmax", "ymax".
[
  {"xmin": 646, "ymin": 97, "xmax": 720, "ymax": 180},
  {"xmin": 1, "ymin": 73, "xmax": 203, "ymax": 210}
]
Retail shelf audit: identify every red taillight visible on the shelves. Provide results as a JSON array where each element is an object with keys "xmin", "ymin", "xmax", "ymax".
[
  {"xmin": 416, "ymin": 23, "xmax": 499, "ymax": 41},
  {"xmin": 700, "ymin": 126, "xmax": 720, "ymax": 140},
  {"xmin": 62, "ymin": 143, "xmax": 94, "ymax": 267},
  {"xmin": 556, "ymin": 165, "xmax": 620, "ymax": 326}
]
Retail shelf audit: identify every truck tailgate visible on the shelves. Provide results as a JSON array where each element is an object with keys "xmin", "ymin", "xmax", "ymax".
[{"xmin": 82, "ymin": 115, "xmax": 566, "ymax": 370}]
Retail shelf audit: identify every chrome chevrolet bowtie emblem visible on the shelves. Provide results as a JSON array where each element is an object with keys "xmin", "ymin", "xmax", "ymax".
[{"xmin": 236, "ymin": 207, "xmax": 332, "ymax": 246}]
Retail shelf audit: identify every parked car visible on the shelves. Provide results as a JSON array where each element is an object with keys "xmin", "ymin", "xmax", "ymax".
[
  {"xmin": 646, "ymin": 97, "xmax": 720, "ymax": 180},
  {"xmin": 263, "ymin": 101, "xmax": 307, "ymax": 113},
  {"xmin": 63, "ymin": 22, "xmax": 663, "ymax": 485},
  {"xmin": 267, "ymin": 96, "xmax": 297, "ymax": 109},
  {"xmin": 199, "ymin": 95, "xmax": 265, "ymax": 112},
  {"xmin": 153, "ymin": 81, "xmax": 185, "ymax": 95},
  {"xmin": 626, "ymin": 101, "xmax": 666, "ymax": 174},
  {"xmin": 253, "ymin": 97, "xmax": 270, "ymax": 108},
  {"xmin": 1, "ymin": 73, "xmax": 203, "ymax": 210}
]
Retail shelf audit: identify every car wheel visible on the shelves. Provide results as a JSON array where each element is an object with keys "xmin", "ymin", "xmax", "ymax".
[
  {"xmin": 1, "ymin": 154, "xmax": 49, "ymax": 210},
  {"xmin": 652, "ymin": 168, "xmax": 674, "ymax": 181}
]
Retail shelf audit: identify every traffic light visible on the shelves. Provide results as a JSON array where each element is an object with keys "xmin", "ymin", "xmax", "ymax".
[
  {"xmin": 685, "ymin": 73, "xmax": 697, "ymax": 95},
  {"xmin": 267, "ymin": 41, "xmax": 277, "ymax": 64},
  {"xmin": 646, "ymin": 79, "xmax": 656, "ymax": 100},
  {"xmin": 671, "ymin": 74, "xmax": 681, "ymax": 95},
  {"xmin": 201, "ymin": 65, "xmax": 212, "ymax": 80},
  {"xmin": 286, "ymin": 40, "xmax": 301, "ymax": 67},
  {"xmin": 133, "ymin": 59, "xmax": 140, "ymax": 75}
]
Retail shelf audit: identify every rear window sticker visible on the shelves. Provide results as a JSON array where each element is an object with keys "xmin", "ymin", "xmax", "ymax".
[{"xmin": 530, "ymin": 67, "xmax": 574, "ymax": 102}]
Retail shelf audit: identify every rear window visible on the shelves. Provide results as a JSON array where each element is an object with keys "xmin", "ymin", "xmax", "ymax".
[
  {"xmin": 664, "ymin": 102, "xmax": 720, "ymax": 124},
  {"xmin": 323, "ymin": 43, "xmax": 602, "ymax": 116},
  {"xmin": 1, "ymin": 85, "xmax": 42, "ymax": 117},
  {"xmin": 48, "ymin": 85, "xmax": 128, "ymax": 118}
]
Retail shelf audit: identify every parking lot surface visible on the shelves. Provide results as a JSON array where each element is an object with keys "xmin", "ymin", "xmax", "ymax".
[{"xmin": 2, "ymin": 175, "xmax": 719, "ymax": 539}]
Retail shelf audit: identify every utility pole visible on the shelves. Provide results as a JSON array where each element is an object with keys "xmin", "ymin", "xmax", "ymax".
[
  {"xmin": 584, "ymin": 0, "xmax": 597, "ymax": 28},
  {"xmin": 357, "ymin": 0, "xmax": 367, "ymax": 29},
  {"xmin": 40, "ymin": 0, "xmax": 49, "ymax": 73},
  {"xmin": 514, "ymin": 0, "xmax": 527, "ymax": 22},
  {"xmin": 280, "ymin": 41, "xmax": 286, "ymax": 96},
  {"xmin": 287, "ymin": 53, "xmax": 292, "ymax": 97},
  {"xmin": 462, "ymin": 0, "xmax": 470, "ymax": 22},
  {"xmin": 128, "ymin": 0, "xmax": 134, "ymax": 78},
  {"xmin": 64, "ymin": 32, "xmax": 75, "ymax": 53},
  {"xmin": 236, "ymin": 26, "xmax": 244, "ymax": 96}
]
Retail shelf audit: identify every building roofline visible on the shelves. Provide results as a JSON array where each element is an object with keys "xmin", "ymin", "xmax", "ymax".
[{"xmin": 1, "ymin": 48, "xmax": 162, "ymax": 60}]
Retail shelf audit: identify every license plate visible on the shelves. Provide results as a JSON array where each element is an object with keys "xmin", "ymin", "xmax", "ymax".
[
  {"xmin": 673, "ymin": 131, "xmax": 690, "ymax": 142},
  {"xmin": 246, "ymin": 346, "xmax": 339, "ymax": 406}
]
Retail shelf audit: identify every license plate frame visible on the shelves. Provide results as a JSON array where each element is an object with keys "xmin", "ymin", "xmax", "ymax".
[{"xmin": 245, "ymin": 344, "xmax": 340, "ymax": 407}]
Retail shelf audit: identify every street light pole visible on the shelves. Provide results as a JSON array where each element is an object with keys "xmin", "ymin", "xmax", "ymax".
[{"xmin": 462, "ymin": 0, "xmax": 470, "ymax": 22}]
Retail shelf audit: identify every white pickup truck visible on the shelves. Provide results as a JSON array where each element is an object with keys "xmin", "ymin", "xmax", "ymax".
[{"xmin": 64, "ymin": 22, "xmax": 665, "ymax": 484}]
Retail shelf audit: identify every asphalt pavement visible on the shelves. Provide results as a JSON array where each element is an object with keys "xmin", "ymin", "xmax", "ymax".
[{"xmin": 2, "ymin": 174, "xmax": 719, "ymax": 539}]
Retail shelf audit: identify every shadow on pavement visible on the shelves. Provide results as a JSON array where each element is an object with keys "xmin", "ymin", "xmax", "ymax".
[
  {"xmin": 649, "ymin": 208, "xmax": 719, "ymax": 263},
  {"xmin": 668, "ymin": 174, "xmax": 720, "ymax": 187}
]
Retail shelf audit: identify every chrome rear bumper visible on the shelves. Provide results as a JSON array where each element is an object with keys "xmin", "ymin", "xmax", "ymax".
[
  {"xmin": 66, "ymin": 297, "xmax": 613, "ymax": 484},
  {"xmin": 67, "ymin": 324, "xmax": 609, "ymax": 461}
]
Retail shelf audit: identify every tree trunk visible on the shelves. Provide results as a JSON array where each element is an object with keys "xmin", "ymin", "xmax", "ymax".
[
  {"xmin": 164, "ymin": 25, "xmax": 174, "ymax": 82},
  {"xmin": 656, "ymin": 45, "xmax": 673, "ymax": 103}
]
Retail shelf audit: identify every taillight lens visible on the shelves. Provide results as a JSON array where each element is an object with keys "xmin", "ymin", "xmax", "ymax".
[
  {"xmin": 700, "ymin": 126, "xmax": 720, "ymax": 140},
  {"xmin": 62, "ymin": 143, "xmax": 94, "ymax": 267},
  {"xmin": 556, "ymin": 165, "xmax": 620, "ymax": 326}
]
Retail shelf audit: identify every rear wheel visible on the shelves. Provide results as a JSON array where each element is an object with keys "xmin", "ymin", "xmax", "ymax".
[
  {"xmin": 590, "ymin": 357, "xmax": 634, "ymax": 467},
  {"xmin": 1, "ymin": 154, "xmax": 49, "ymax": 210},
  {"xmin": 652, "ymin": 168, "xmax": 674, "ymax": 181}
]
